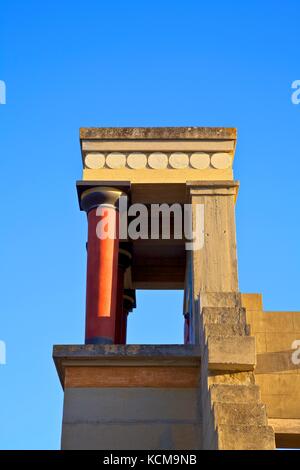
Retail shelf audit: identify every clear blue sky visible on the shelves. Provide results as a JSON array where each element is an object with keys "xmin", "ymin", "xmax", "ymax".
[{"xmin": 0, "ymin": 0, "xmax": 299, "ymax": 450}]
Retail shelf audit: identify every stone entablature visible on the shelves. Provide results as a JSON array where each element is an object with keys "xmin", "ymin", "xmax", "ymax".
[{"xmin": 80, "ymin": 127, "xmax": 236, "ymax": 183}]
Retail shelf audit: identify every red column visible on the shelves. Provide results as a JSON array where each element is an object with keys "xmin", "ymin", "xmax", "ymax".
[{"xmin": 81, "ymin": 187, "xmax": 125, "ymax": 344}]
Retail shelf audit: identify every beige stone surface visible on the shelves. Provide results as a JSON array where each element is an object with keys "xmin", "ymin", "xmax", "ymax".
[
  {"xmin": 241, "ymin": 293, "xmax": 263, "ymax": 311},
  {"xmin": 211, "ymin": 152, "xmax": 232, "ymax": 169},
  {"xmin": 214, "ymin": 402, "xmax": 267, "ymax": 426},
  {"xmin": 241, "ymin": 297, "xmax": 300, "ymax": 424},
  {"xmin": 190, "ymin": 185, "xmax": 239, "ymax": 293},
  {"xmin": 269, "ymin": 418, "xmax": 300, "ymax": 434},
  {"xmin": 209, "ymin": 384, "xmax": 261, "ymax": 403},
  {"xmin": 82, "ymin": 140, "xmax": 235, "ymax": 153},
  {"xmin": 200, "ymin": 292, "xmax": 242, "ymax": 308},
  {"xmin": 293, "ymin": 312, "xmax": 300, "ymax": 330},
  {"xmin": 169, "ymin": 152, "xmax": 189, "ymax": 169},
  {"xmin": 127, "ymin": 152, "xmax": 147, "ymax": 169},
  {"xmin": 271, "ymin": 420, "xmax": 300, "ymax": 449},
  {"xmin": 62, "ymin": 423, "xmax": 201, "ymax": 450},
  {"xmin": 204, "ymin": 323, "xmax": 247, "ymax": 338},
  {"xmin": 261, "ymin": 394, "xmax": 300, "ymax": 419},
  {"xmin": 148, "ymin": 152, "xmax": 168, "ymax": 169},
  {"xmin": 202, "ymin": 306, "xmax": 246, "ymax": 325},
  {"xmin": 106, "ymin": 152, "xmax": 126, "ymax": 169},
  {"xmin": 265, "ymin": 333, "xmax": 297, "ymax": 352},
  {"xmin": 254, "ymin": 332, "xmax": 267, "ymax": 353},
  {"xmin": 84, "ymin": 153, "xmax": 105, "ymax": 169},
  {"xmin": 217, "ymin": 424, "xmax": 275, "ymax": 450},
  {"xmin": 256, "ymin": 373, "xmax": 300, "ymax": 396},
  {"xmin": 206, "ymin": 335, "xmax": 256, "ymax": 371},
  {"xmin": 83, "ymin": 167, "xmax": 233, "ymax": 183},
  {"xmin": 207, "ymin": 371, "xmax": 255, "ymax": 386},
  {"xmin": 190, "ymin": 152, "xmax": 210, "ymax": 169}
]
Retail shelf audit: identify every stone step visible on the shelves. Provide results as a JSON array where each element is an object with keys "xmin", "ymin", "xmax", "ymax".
[
  {"xmin": 200, "ymin": 292, "xmax": 242, "ymax": 308},
  {"xmin": 209, "ymin": 384, "xmax": 261, "ymax": 404},
  {"xmin": 201, "ymin": 307, "xmax": 246, "ymax": 326},
  {"xmin": 204, "ymin": 323, "xmax": 249, "ymax": 338},
  {"xmin": 213, "ymin": 402, "xmax": 267, "ymax": 426},
  {"xmin": 217, "ymin": 424, "xmax": 275, "ymax": 450},
  {"xmin": 207, "ymin": 371, "xmax": 255, "ymax": 387},
  {"xmin": 205, "ymin": 335, "xmax": 256, "ymax": 371}
]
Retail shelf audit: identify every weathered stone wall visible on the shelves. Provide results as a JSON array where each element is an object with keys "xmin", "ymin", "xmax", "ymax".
[
  {"xmin": 54, "ymin": 345, "xmax": 202, "ymax": 450},
  {"xmin": 62, "ymin": 387, "xmax": 201, "ymax": 450},
  {"xmin": 241, "ymin": 293, "xmax": 300, "ymax": 447}
]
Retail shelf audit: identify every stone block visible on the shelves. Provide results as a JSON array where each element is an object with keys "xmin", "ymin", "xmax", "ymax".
[
  {"xmin": 207, "ymin": 371, "xmax": 256, "ymax": 386},
  {"xmin": 213, "ymin": 402, "xmax": 267, "ymax": 426},
  {"xmin": 241, "ymin": 293, "xmax": 263, "ymax": 311},
  {"xmin": 209, "ymin": 384, "xmax": 261, "ymax": 404},
  {"xmin": 206, "ymin": 335, "xmax": 256, "ymax": 371},
  {"xmin": 253, "ymin": 332, "xmax": 267, "ymax": 353},
  {"xmin": 204, "ymin": 323, "xmax": 247, "ymax": 338},
  {"xmin": 200, "ymin": 292, "xmax": 241, "ymax": 309},
  {"xmin": 265, "ymin": 332, "xmax": 297, "ymax": 352},
  {"xmin": 292, "ymin": 312, "xmax": 300, "ymax": 330},
  {"xmin": 217, "ymin": 424, "xmax": 275, "ymax": 450},
  {"xmin": 63, "ymin": 387, "xmax": 199, "ymax": 422},
  {"xmin": 202, "ymin": 307, "xmax": 246, "ymax": 325},
  {"xmin": 62, "ymin": 422, "xmax": 201, "ymax": 450}
]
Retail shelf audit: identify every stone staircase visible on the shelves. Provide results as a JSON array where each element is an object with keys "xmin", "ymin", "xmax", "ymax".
[{"xmin": 198, "ymin": 294, "xmax": 275, "ymax": 449}]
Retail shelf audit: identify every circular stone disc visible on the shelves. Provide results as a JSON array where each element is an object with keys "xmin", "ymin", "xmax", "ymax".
[
  {"xmin": 211, "ymin": 153, "xmax": 231, "ymax": 169},
  {"xmin": 169, "ymin": 152, "xmax": 189, "ymax": 169},
  {"xmin": 190, "ymin": 152, "xmax": 210, "ymax": 169},
  {"xmin": 85, "ymin": 153, "xmax": 105, "ymax": 169},
  {"xmin": 148, "ymin": 152, "xmax": 168, "ymax": 169},
  {"xmin": 127, "ymin": 152, "xmax": 147, "ymax": 169},
  {"xmin": 106, "ymin": 152, "xmax": 126, "ymax": 169}
]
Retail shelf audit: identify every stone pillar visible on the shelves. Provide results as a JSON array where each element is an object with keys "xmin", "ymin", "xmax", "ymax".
[
  {"xmin": 188, "ymin": 181, "xmax": 239, "ymax": 296},
  {"xmin": 81, "ymin": 187, "xmax": 125, "ymax": 344},
  {"xmin": 188, "ymin": 181, "xmax": 275, "ymax": 449}
]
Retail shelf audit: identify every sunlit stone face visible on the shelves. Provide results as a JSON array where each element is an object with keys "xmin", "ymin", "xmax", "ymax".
[{"xmin": 84, "ymin": 151, "xmax": 232, "ymax": 170}]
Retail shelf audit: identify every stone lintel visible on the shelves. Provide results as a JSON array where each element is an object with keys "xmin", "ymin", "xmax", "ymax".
[
  {"xmin": 80, "ymin": 127, "xmax": 237, "ymax": 183},
  {"xmin": 187, "ymin": 180, "xmax": 239, "ymax": 198},
  {"xmin": 269, "ymin": 419, "xmax": 300, "ymax": 448},
  {"xmin": 53, "ymin": 344, "xmax": 201, "ymax": 389}
]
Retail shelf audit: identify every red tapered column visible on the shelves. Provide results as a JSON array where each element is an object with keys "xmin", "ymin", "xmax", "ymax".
[{"xmin": 81, "ymin": 187, "xmax": 126, "ymax": 344}]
